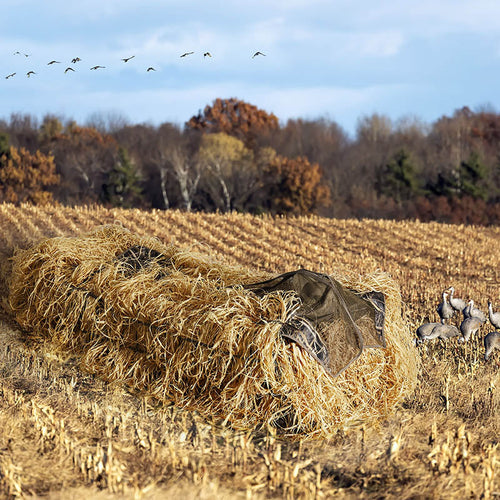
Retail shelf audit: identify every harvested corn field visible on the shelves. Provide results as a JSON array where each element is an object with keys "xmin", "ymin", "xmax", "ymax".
[{"xmin": 1, "ymin": 203, "xmax": 500, "ymax": 498}]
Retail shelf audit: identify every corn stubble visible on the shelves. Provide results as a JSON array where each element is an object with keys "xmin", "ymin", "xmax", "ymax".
[{"xmin": 0, "ymin": 203, "xmax": 499, "ymax": 498}]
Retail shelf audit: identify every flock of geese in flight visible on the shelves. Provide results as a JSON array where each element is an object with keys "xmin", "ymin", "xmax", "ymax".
[
  {"xmin": 416, "ymin": 286, "xmax": 500, "ymax": 361},
  {"xmin": 4, "ymin": 50, "xmax": 268, "ymax": 80}
]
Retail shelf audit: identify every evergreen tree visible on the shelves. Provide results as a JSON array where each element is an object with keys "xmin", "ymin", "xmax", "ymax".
[
  {"xmin": 0, "ymin": 133, "xmax": 10, "ymax": 157},
  {"xmin": 102, "ymin": 147, "xmax": 143, "ymax": 207},
  {"xmin": 379, "ymin": 149, "xmax": 420, "ymax": 203},
  {"xmin": 457, "ymin": 151, "xmax": 488, "ymax": 200}
]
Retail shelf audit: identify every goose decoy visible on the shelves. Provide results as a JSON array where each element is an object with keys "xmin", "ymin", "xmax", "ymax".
[
  {"xmin": 463, "ymin": 299, "xmax": 487, "ymax": 322},
  {"xmin": 484, "ymin": 331, "xmax": 500, "ymax": 361},
  {"xmin": 437, "ymin": 291, "xmax": 454, "ymax": 324},
  {"xmin": 459, "ymin": 315, "xmax": 484, "ymax": 343},
  {"xmin": 488, "ymin": 300, "xmax": 500, "ymax": 329},
  {"xmin": 447, "ymin": 286, "xmax": 467, "ymax": 312},
  {"xmin": 416, "ymin": 323, "xmax": 459, "ymax": 344}
]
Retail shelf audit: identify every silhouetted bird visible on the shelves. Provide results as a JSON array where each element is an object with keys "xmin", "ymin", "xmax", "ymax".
[
  {"xmin": 147, "ymin": 67, "xmax": 156, "ymax": 72},
  {"xmin": 13, "ymin": 51, "xmax": 21, "ymax": 55},
  {"xmin": 47, "ymin": 60, "xmax": 61, "ymax": 65},
  {"xmin": 64, "ymin": 67, "xmax": 75, "ymax": 74},
  {"xmin": 252, "ymin": 51, "xmax": 266, "ymax": 58},
  {"xmin": 71, "ymin": 57, "xmax": 82, "ymax": 63},
  {"xmin": 5, "ymin": 73, "xmax": 16, "ymax": 79},
  {"xmin": 204, "ymin": 52, "xmax": 212, "ymax": 58},
  {"xmin": 90, "ymin": 65, "xmax": 105, "ymax": 70},
  {"xmin": 121, "ymin": 56, "xmax": 135, "ymax": 62},
  {"xmin": 26, "ymin": 71, "xmax": 36, "ymax": 77},
  {"xmin": 180, "ymin": 52, "xmax": 194, "ymax": 57}
]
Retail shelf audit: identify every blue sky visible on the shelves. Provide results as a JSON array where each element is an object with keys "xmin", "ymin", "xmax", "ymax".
[{"xmin": 2, "ymin": 0, "xmax": 500, "ymax": 137}]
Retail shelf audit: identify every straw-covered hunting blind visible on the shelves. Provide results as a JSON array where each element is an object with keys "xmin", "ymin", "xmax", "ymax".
[{"xmin": 9, "ymin": 225, "xmax": 419, "ymax": 439}]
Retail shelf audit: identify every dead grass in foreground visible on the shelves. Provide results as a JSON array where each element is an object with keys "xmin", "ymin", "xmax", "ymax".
[{"xmin": 0, "ymin": 204, "xmax": 500, "ymax": 498}]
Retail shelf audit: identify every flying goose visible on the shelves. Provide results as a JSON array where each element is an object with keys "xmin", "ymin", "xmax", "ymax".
[
  {"xmin": 252, "ymin": 51, "xmax": 266, "ymax": 58},
  {"xmin": 5, "ymin": 72, "xmax": 16, "ymax": 79},
  {"xmin": 47, "ymin": 60, "xmax": 61, "ymax": 65},
  {"xmin": 71, "ymin": 57, "xmax": 81, "ymax": 63},
  {"xmin": 90, "ymin": 65, "xmax": 105, "ymax": 70},
  {"xmin": 64, "ymin": 67, "xmax": 75, "ymax": 73},
  {"xmin": 147, "ymin": 67, "xmax": 156, "ymax": 72},
  {"xmin": 204, "ymin": 52, "xmax": 212, "ymax": 57},
  {"xmin": 180, "ymin": 51, "xmax": 194, "ymax": 57},
  {"xmin": 121, "ymin": 56, "xmax": 135, "ymax": 62},
  {"xmin": 26, "ymin": 71, "xmax": 36, "ymax": 77}
]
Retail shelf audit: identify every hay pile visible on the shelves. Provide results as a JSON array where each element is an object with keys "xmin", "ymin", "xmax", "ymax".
[{"xmin": 8, "ymin": 225, "xmax": 419, "ymax": 439}]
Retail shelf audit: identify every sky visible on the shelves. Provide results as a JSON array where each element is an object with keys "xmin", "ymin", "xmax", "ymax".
[{"xmin": 2, "ymin": 0, "xmax": 500, "ymax": 137}]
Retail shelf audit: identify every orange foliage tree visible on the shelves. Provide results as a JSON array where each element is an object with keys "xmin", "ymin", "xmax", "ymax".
[
  {"xmin": 42, "ymin": 123, "xmax": 119, "ymax": 203},
  {"xmin": 186, "ymin": 98, "xmax": 279, "ymax": 148},
  {"xmin": 0, "ymin": 146, "xmax": 59, "ymax": 205},
  {"xmin": 264, "ymin": 155, "xmax": 331, "ymax": 215}
]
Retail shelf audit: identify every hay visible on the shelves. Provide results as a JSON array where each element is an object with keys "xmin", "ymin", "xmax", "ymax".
[{"xmin": 8, "ymin": 224, "xmax": 419, "ymax": 439}]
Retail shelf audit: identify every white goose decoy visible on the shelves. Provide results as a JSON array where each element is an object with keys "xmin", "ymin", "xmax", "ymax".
[
  {"xmin": 437, "ymin": 291, "xmax": 454, "ymax": 324},
  {"xmin": 459, "ymin": 315, "xmax": 484, "ymax": 343},
  {"xmin": 447, "ymin": 286, "xmax": 467, "ymax": 312},
  {"xmin": 484, "ymin": 331, "xmax": 500, "ymax": 361},
  {"xmin": 463, "ymin": 299, "xmax": 487, "ymax": 322},
  {"xmin": 487, "ymin": 300, "xmax": 500, "ymax": 329},
  {"xmin": 416, "ymin": 323, "xmax": 460, "ymax": 344}
]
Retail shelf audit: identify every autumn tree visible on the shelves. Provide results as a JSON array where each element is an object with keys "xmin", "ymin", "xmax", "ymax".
[
  {"xmin": 0, "ymin": 145, "xmax": 59, "ymax": 205},
  {"xmin": 186, "ymin": 98, "xmax": 279, "ymax": 148},
  {"xmin": 197, "ymin": 132, "xmax": 255, "ymax": 212},
  {"xmin": 263, "ymin": 155, "xmax": 331, "ymax": 215},
  {"xmin": 41, "ymin": 124, "xmax": 119, "ymax": 204}
]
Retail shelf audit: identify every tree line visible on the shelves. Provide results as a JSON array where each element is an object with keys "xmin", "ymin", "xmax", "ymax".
[{"xmin": 1, "ymin": 99, "xmax": 500, "ymax": 224}]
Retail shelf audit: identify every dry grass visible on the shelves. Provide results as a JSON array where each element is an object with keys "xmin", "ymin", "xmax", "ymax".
[{"xmin": 0, "ymin": 203, "xmax": 500, "ymax": 498}]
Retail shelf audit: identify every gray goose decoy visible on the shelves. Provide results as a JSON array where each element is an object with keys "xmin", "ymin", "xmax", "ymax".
[
  {"xmin": 437, "ymin": 291, "xmax": 454, "ymax": 324},
  {"xmin": 416, "ymin": 323, "xmax": 460, "ymax": 344},
  {"xmin": 447, "ymin": 286, "xmax": 467, "ymax": 312},
  {"xmin": 484, "ymin": 331, "xmax": 500, "ymax": 361},
  {"xmin": 463, "ymin": 299, "xmax": 487, "ymax": 323},
  {"xmin": 487, "ymin": 300, "xmax": 500, "ymax": 329},
  {"xmin": 459, "ymin": 315, "xmax": 484, "ymax": 343}
]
